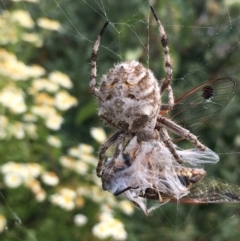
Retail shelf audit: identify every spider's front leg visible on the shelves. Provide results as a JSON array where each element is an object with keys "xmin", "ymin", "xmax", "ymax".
[
  {"xmin": 97, "ymin": 130, "xmax": 123, "ymax": 177},
  {"xmin": 90, "ymin": 21, "xmax": 109, "ymax": 98},
  {"xmin": 160, "ymin": 85, "xmax": 175, "ymax": 112},
  {"xmin": 112, "ymin": 132, "xmax": 131, "ymax": 160},
  {"xmin": 158, "ymin": 116, "xmax": 206, "ymax": 151},
  {"xmin": 150, "ymin": 6, "xmax": 174, "ymax": 111}
]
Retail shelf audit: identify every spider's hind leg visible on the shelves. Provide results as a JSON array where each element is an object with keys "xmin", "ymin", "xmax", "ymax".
[
  {"xmin": 158, "ymin": 116, "xmax": 206, "ymax": 151},
  {"xmin": 157, "ymin": 126, "xmax": 184, "ymax": 164}
]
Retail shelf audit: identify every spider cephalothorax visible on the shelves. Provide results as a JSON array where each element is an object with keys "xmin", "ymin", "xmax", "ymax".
[
  {"xmin": 90, "ymin": 6, "xmax": 206, "ymax": 177},
  {"xmin": 98, "ymin": 60, "xmax": 161, "ymax": 142}
]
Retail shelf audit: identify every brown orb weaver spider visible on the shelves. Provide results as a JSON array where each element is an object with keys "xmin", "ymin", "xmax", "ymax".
[{"xmin": 90, "ymin": 6, "xmax": 235, "ymax": 177}]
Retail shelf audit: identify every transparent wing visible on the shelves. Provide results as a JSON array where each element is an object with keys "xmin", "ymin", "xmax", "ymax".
[
  {"xmin": 175, "ymin": 177, "xmax": 240, "ymax": 204},
  {"xmin": 171, "ymin": 77, "xmax": 236, "ymax": 133}
]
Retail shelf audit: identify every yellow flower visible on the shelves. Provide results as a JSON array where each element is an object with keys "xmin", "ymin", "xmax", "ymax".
[
  {"xmin": 31, "ymin": 105, "xmax": 56, "ymax": 118},
  {"xmin": 78, "ymin": 143, "xmax": 94, "ymax": 154},
  {"xmin": 1, "ymin": 162, "xmax": 42, "ymax": 187},
  {"xmin": 34, "ymin": 189, "xmax": 46, "ymax": 202},
  {"xmin": 45, "ymin": 113, "xmax": 64, "ymax": 130},
  {"xmin": 37, "ymin": 17, "xmax": 62, "ymax": 31},
  {"xmin": 118, "ymin": 200, "xmax": 134, "ymax": 215},
  {"xmin": 73, "ymin": 214, "xmax": 88, "ymax": 227},
  {"xmin": 0, "ymin": 49, "xmax": 43, "ymax": 80},
  {"xmin": 68, "ymin": 144, "xmax": 94, "ymax": 158},
  {"xmin": 26, "ymin": 178, "xmax": 46, "ymax": 202},
  {"xmin": 92, "ymin": 222, "xmax": 112, "ymax": 240},
  {"xmin": 59, "ymin": 155, "xmax": 76, "ymax": 169},
  {"xmin": 0, "ymin": 16, "xmax": 18, "ymax": 44},
  {"xmin": 26, "ymin": 163, "xmax": 42, "ymax": 178},
  {"xmin": 22, "ymin": 33, "xmax": 43, "ymax": 47},
  {"xmin": 25, "ymin": 179, "xmax": 42, "ymax": 192},
  {"xmin": 92, "ymin": 215, "xmax": 127, "ymax": 240},
  {"xmin": 55, "ymin": 90, "xmax": 78, "ymax": 111},
  {"xmin": 41, "ymin": 171, "xmax": 59, "ymax": 186},
  {"xmin": 90, "ymin": 127, "xmax": 107, "ymax": 143},
  {"xmin": 0, "ymin": 48, "xmax": 16, "ymax": 62},
  {"xmin": 49, "ymin": 71, "xmax": 73, "ymax": 89},
  {"xmin": 1, "ymin": 162, "xmax": 21, "ymax": 174},
  {"xmin": 0, "ymin": 57, "xmax": 29, "ymax": 80},
  {"xmin": 67, "ymin": 146, "xmax": 79, "ymax": 158},
  {"xmin": 67, "ymin": 144, "xmax": 96, "ymax": 165},
  {"xmin": 50, "ymin": 188, "xmax": 77, "ymax": 211},
  {"xmin": 32, "ymin": 78, "xmax": 59, "ymax": 93},
  {"xmin": 35, "ymin": 92, "xmax": 55, "ymax": 106},
  {"xmin": 60, "ymin": 188, "xmax": 77, "ymax": 199},
  {"xmin": 27, "ymin": 65, "xmax": 45, "ymax": 78},
  {"xmin": 11, "ymin": 10, "xmax": 34, "ymax": 28},
  {"xmin": 74, "ymin": 161, "xmax": 89, "ymax": 175},
  {"xmin": 47, "ymin": 135, "xmax": 62, "ymax": 147},
  {"xmin": 4, "ymin": 172, "xmax": 23, "ymax": 188},
  {"xmin": 59, "ymin": 155, "xmax": 89, "ymax": 175},
  {"xmin": 112, "ymin": 225, "xmax": 128, "ymax": 240},
  {"xmin": 0, "ymin": 85, "xmax": 26, "ymax": 113}
]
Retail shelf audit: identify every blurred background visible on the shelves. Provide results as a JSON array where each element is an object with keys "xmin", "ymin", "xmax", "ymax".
[{"xmin": 0, "ymin": 0, "xmax": 240, "ymax": 240}]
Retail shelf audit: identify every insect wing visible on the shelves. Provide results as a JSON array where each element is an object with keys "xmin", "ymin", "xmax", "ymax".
[
  {"xmin": 172, "ymin": 77, "xmax": 235, "ymax": 133},
  {"xmin": 174, "ymin": 177, "xmax": 240, "ymax": 204}
]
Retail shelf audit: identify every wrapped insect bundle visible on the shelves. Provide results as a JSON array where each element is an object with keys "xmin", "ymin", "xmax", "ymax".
[{"xmin": 101, "ymin": 137, "xmax": 219, "ymax": 215}]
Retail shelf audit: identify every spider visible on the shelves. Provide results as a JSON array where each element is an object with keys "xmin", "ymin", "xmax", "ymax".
[{"xmin": 90, "ymin": 6, "xmax": 206, "ymax": 177}]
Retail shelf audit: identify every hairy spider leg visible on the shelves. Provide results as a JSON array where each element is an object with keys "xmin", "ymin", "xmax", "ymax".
[
  {"xmin": 97, "ymin": 130, "xmax": 122, "ymax": 177},
  {"xmin": 150, "ymin": 6, "xmax": 174, "ymax": 110},
  {"xmin": 90, "ymin": 21, "xmax": 109, "ymax": 97}
]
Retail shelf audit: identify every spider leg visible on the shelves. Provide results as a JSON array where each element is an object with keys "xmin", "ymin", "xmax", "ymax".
[
  {"xmin": 152, "ymin": 184, "xmax": 163, "ymax": 203},
  {"xmin": 160, "ymin": 85, "xmax": 174, "ymax": 111},
  {"xmin": 157, "ymin": 191, "xmax": 163, "ymax": 203},
  {"xmin": 90, "ymin": 21, "xmax": 109, "ymax": 98},
  {"xmin": 160, "ymin": 85, "xmax": 174, "ymax": 112},
  {"xmin": 157, "ymin": 116, "xmax": 206, "ymax": 151},
  {"xmin": 114, "ymin": 186, "xmax": 139, "ymax": 196},
  {"xmin": 158, "ymin": 126, "xmax": 184, "ymax": 164},
  {"xmin": 111, "ymin": 132, "xmax": 134, "ymax": 164},
  {"xmin": 150, "ymin": 6, "xmax": 174, "ymax": 109},
  {"xmin": 97, "ymin": 130, "xmax": 122, "ymax": 177}
]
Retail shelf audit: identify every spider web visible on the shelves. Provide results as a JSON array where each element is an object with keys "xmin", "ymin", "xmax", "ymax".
[{"xmin": 0, "ymin": 0, "xmax": 240, "ymax": 241}]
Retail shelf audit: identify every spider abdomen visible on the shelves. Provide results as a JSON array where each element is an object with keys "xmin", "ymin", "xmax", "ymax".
[{"xmin": 98, "ymin": 60, "xmax": 161, "ymax": 140}]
